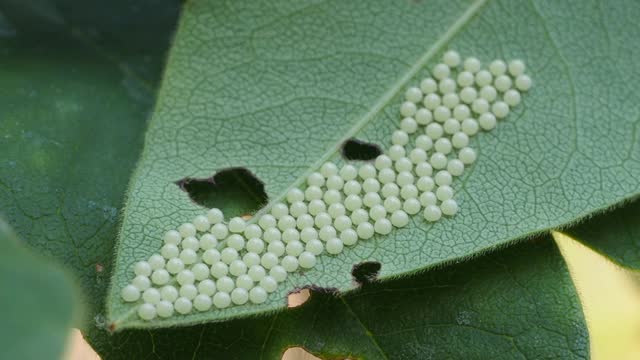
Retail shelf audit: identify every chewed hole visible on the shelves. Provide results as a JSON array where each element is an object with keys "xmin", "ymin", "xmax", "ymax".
[
  {"xmin": 287, "ymin": 288, "xmax": 311, "ymax": 308},
  {"xmin": 281, "ymin": 347, "xmax": 322, "ymax": 360},
  {"xmin": 341, "ymin": 138, "xmax": 382, "ymax": 161},
  {"xmin": 175, "ymin": 167, "xmax": 267, "ymax": 218},
  {"xmin": 352, "ymin": 261, "xmax": 381, "ymax": 285}
]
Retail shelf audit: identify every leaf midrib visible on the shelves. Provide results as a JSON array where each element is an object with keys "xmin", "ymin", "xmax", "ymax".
[{"xmin": 247, "ymin": 0, "xmax": 490, "ymax": 224}]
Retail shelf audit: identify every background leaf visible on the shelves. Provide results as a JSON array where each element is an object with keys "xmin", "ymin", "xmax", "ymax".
[
  {"xmin": 92, "ymin": 237, "xmax": 588, "ymax": 359},
  {"xmin": 0, "ymin": 0, "xmax": 179, "ymax": 350},
  {"xmin": 0, "ymin": 218, "xmax": 78, "ymax": 360},
  {"xmin": 110, "ymin": 0, "xmax": 640, "ymax": 326}
]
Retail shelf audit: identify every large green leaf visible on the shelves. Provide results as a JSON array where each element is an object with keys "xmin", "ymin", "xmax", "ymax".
[
  {"xmin": 0, "ymin": 218, "xmax": 78, "ymax": 360},
  {"xmin": 109, "ymin": 0, "xmax": 640, "ymax": 327},
  {"xmin": 93, "ymin": 237, "xmax": 588, "ymax": 359},
  {"xmin": 0, "ymin": 0, "xmax": 178, "ymax": 346},
  {"xmin": 564, "ymin": 198, "xmax": 640, "ymax": 269},
  {"xmin": 0, "ymin": 1, "xmax": 628, "ymax": 359}
]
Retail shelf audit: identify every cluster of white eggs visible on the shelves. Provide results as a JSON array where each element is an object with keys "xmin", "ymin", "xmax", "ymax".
[{"xmin": 121, "ymin": 50, "xmax": 531, "ymax": 320}]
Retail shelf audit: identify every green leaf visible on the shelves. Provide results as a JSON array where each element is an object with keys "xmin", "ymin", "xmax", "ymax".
[
  {"xmin": 93, "ymin": 237, "xmax": 588, "ymax": 359},
  {"xmin": 0, "ymin": 218, "xmax": 78, "ymax": 360},
  {"xmin": 109, "ymin": 0, "xmax": 640, "ymax": 327},
  {"xmin": 564, "ymin": 198, "xmax": 640, "ymax": 269},
  {"xmin": 0, "ymin": 0, "xmax": 178, "ymax": 346}
]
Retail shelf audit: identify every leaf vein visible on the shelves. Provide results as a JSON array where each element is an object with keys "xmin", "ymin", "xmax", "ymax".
[{"xmin": 340, "ymin": 298, "xmax": 389, "ymax": 360}]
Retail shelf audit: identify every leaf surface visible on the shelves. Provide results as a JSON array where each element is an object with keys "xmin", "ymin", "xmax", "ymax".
[
  {"xmin": 110, "ymin": 0, "xmax": 640, "ymax": 326},
  {"xmin": 0, "ymin": 218, "xmax": 78, "ymax": 360}
]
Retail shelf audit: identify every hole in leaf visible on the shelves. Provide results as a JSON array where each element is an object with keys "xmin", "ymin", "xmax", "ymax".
[
  {"xmin": 341, "ymin": 138, "xmax": 382, "ymax": 161},
  {"xmin": 175, "ymin": 167, "xmax": 268, "ymax": 218},
  {"xmin": 287, "ymin": 288, "xmax": 311, "ymax": 308},
  {"xmin": 352, "ymin": 261, "xmax": 381, "ymax": 285},
  {"xmin": 287, "ymin": 285, "xmax": 339, "ymax": 308},
  {"xmin": 281, "ymin": 347, "xmax": 322, "ymax": 360}
]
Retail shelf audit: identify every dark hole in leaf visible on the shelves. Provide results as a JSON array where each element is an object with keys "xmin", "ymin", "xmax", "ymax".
[
  {"xmin": 175, "ymin": 167, "xmax": 268, "ymax": 218},
  {"xmin": 352, "ymin": 261, "xmax": 381, "ymax": 285},
  {"xmin": 341, "ymin": 138, "xmax": 382, "ymax": 161}
]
